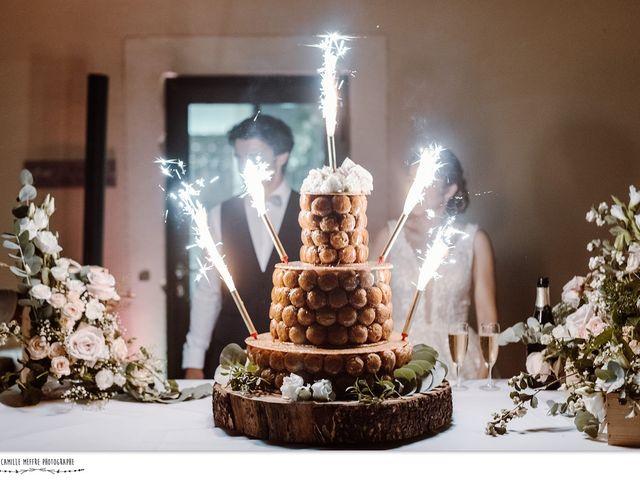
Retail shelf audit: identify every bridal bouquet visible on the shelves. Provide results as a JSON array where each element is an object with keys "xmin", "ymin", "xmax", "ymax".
[
  {"xmin": 487, "ymin": 186, "xmax": 640, "ymax": 438},
  {"xmin": 0, "ymin": 171, "xmax": 209, "ymax": 405}
]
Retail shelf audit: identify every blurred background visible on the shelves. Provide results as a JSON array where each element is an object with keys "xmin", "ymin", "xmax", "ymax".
[{"xmin": 1, "ymin": 0, "xmax": 639, "ymax": 377}]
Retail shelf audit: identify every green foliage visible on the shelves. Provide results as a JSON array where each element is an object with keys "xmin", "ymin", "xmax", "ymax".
[
  {"xmin": 345, "ymin": 376, "xmax": 400, "ymax": 404},
  {"xmin": 574, "ymin": 410, "xmax": 599, "ymax": 438}
]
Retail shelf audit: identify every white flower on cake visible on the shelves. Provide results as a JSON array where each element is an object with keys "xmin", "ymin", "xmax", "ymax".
[
  {"xmin": 66, "ymin": 323, "xmax": 109, "ymax": 365},
  {"xmin": 30, "ymin": 283, "xmax": 52, "ymax": 301},
  {"xmin": 311, "ymin": 379, "xmax": 336, "ymax": 401},
  {"xmin": 280, "ymin": 373, "xmax": 304, "ymax": 400},
  {"xmin": 27, "ymin": 336, "xmax": 49, "ymax": 360},
  {"xmin": 34, "ymin": 231, "xmax": 62, "ymax": 255},
  {"xmin": 300, "ymin": 158, "xmax": 373, "ymax": 194},
  {"xmin": 50, "ymin": 356, "xmax": 71, "ymax": 378},
  {"xmin": 295, "ymin": 385, "xmax": 312, "ymax": 401},
  {"xmin": 95, "ymin": 369, "xmax": 115, "ymax": 390}
]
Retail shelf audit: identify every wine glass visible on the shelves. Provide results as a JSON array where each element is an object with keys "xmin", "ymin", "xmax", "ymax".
[
  {"xmin": 448, "ymin": 322, "xmax": 469, "ymax": 391},
  {"xmin": 479, "ymin": 323, "xmax": 500, "ymax": 391}
]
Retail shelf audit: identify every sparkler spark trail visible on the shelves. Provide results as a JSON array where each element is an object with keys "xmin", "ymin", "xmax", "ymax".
[
  {"xmin": 401, "ymin": 217, "xmax": 466, "ymax": 340},
  {"xmin": 311, "ymin": 32, "xmax": 352, "ymax": 171},
  {"xmin": 241, "ymin": 158, "xmax": 289, "ymax": 262},
  {"xmin": 156, "ymin": 158, "xmax": 258, "ymax": 337},
  {"xmin": 378, "ymin": 144, "xmax": 445, "ymax": 263}
]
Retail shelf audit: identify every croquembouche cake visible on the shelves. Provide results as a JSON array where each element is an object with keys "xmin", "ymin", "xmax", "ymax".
[{"xmin": 243, "ymin": 158, "xmax": 414, "ymax": 394}]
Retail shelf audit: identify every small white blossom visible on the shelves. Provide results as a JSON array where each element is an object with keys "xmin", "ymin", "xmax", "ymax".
[
  {"xmin": 610, "ymin": 205, "xmax": 627, "ymax": 222},
  {"xmin": 95, "ymin": 369, "xmax": 114, "ymax": 390},
  {"xmin": 85, "ymin": 298, "xmax": 106, "ymax": 321},
  {"xmin": 33, "ymin": 231, "xmax": 62, "ymax": 255},
  {"xmin": 629, "ymin": 185, "xmax": 640, "ymax": 209}
]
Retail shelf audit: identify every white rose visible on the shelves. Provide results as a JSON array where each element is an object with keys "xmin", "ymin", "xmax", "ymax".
[
  {"xmin": 33, "ymin": 231, "xmax": 62, "ymax": 255},
  {"xmin": 66, "ymin": 324, "xmax": 108, "ymax": 365},
  {"xmin": 48, "ymin": 292, "xmax": 66, "ymax": 309},
  {"xmin": 525, "ymin": 352, "xmax": 552, "ymax": 382},
  {"xmin": 95, "ymin": 369, "xmax": 114, "ymax": 390},
  {"xmin": 33, "ymin": 208, "xmax": 49, "ymax": 230},
  {"xmin": 113, "ymin": 373, "xmax": 126, "ymax": 387},
  {"xmin": 630, "ymin": 185, "xmax": 640, "ymax": 209},
  {"xmin": 565, "ymin": 304, "xmax": 593, "ymax": 339},
  {"xmin": 59, "ymin": 316, "xmax": 76, "ymax": 333},
  {"xmin": 110, "ymin": 337, "xmax": 129, "ymax": 362},
  {"xmin": 582, "ymin": 392, "xmax": 606, "ymax": 423},
  {"xmin": 50, "ymin": 266, "xmax": 69, "ymax": 282},
  {"xmin": 552, "ymin": 325, "xmax": 571, "ymax": 341},
  {"xmin": 561, "ymin": 276, "xmax": 585, "ymax": 308},
  {"xmin": 61, "ymin": 302, "xmax": 84, "ymax": 322},
  {"xmin": 626, "ymin": 243, "xmax": 640, "ymax": 273},
  {"xmin": 66, "ymin": 279, "xmax": 86, "ymax": 294},
  {"xmin": 85, "ymin": 298, "xmax": 105, "ymax": 321},
  {"xmin": 50, "ymin": 356, "xmax": 71, "ymax": 378},
  {"xmin": 27, "ymin": 336, "xmax": 49, "ymax": 360},
  {"xmin": 30, "ymin": 284, "xmax": 52, "ymax": 301},
  {"xmin": 311, "ymin": 379, "xmax": 336, "ymax": 401},
  {"xmin": 48, "ymin": 341, "xmax": 66, "ymax": 358},
  {"xmin": 87, "ymin": 268, "xmax": 118, "ymax": 301},
  {"xmin": 280, "ymin": 373, "xmax": 304, "ymax": 400}
]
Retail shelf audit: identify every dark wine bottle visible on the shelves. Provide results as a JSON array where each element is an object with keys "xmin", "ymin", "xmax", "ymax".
[{"xmin": 527, "ymin": 277, "xmax": 553, "ymax": 355}]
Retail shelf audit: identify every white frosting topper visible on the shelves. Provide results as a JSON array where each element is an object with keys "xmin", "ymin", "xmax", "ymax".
[{"xmin": 300, "ymin": 158, "xmax": 373, "ymax": 194}]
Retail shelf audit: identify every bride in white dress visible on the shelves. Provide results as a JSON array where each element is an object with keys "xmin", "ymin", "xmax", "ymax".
[{"xmin": 374, "ymin": 150, "xmax": 498, "ymax": 381}]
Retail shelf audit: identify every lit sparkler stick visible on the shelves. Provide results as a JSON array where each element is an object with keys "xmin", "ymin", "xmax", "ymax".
[
  {"xmin": 378, "ymin": 144, "xmax": 445, "ymax": 263},
  {"xmin": 314, "ymin": 33, "xmax": 350, "ymax": 171},
  {"xmin": 401, "ymin": 217, "xmax": 464, "ymax": 340},
  {"xmin": 241, "ymin": 158, "xmax": 289, "ymax": 263},
  {"xmin": 156, "ymin": 158, "xmax": 258, "ymax": 338}
]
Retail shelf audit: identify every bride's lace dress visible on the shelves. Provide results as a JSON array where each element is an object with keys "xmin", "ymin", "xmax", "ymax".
[{"xmin": 387, "ymin": 221, "xmax": 486, "ymax": 380}]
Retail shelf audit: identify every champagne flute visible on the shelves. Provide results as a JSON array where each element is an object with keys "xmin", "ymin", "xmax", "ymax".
[
  {"xmin": 479, "ymin": 323, "xmax": 500, "ymax": 391},
  {"xmin": 448, "ymin": 322, "xmax": 469, "ymax": 391}
]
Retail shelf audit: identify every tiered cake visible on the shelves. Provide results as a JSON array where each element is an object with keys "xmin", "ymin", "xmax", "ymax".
[{"xmin": 244, "ymin": 160, "xmax": 413, "ymax": 392}]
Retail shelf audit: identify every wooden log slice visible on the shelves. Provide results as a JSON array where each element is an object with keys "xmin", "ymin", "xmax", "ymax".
[{"xmin": 213, "ymin": 380, "xmax": 452, "ymax": 445}]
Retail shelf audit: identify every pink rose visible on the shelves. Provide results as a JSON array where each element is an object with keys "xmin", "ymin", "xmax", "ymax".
[
  {"xmin": 48, "ymin": 293, "xmax": 66, "ymax": 309},
  {"xmin": 110, "ymin": 337, "xmax": 129, "ymax": 362},
  {"xmin": 561, "ymin": 276, "xmax": 585, "ymax": 308},
  {"xmin": 66, "ymin": 324, "xmax": 108, "ymax": 365},
  {"xmin": 48, "ymin": 342, "xmax": 66, "ymax": 358},
  {"xmin": 579, "ymin": 316, "xmax": 606, "ymax": 339},
  {"xmin": 87, "ymin": 267, "xmax": 118, "ymax": 301},
  {"xmin": 61, "ymin": 302, "xmax": 84, "ymax": 322},
  {"xmin": 50, "ymin": 356, "xmax": 71, "ymax": 378},
  {"xmin": 565, "ymin": 304, "xmax": 593, "ymax": 339},
  {"xmin": 27, "ymin": 336, "xmax": 49, "ymax": 360}
]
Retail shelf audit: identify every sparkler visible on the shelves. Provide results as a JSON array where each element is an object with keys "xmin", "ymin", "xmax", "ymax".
[
  {"xmin": 378, "ymin": 144, "xmax": 445, "ymax": 264},
  {"xmin": 314, "ymin": 33, "xmax": 350, "ymax": 171},
  {"xmin": 401, "ymin": 217, "xmax": 465, "ymax": 340},
  {"xmin": 241, "ymin": 158, "xmax": 289, "ymax": 263},
  {"xmin": 155, "ymin": 158, "xmax": 257, "ymax": 338}
]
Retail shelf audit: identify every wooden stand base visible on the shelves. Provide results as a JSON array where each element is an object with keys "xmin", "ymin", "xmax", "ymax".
[{"xmin": 213, "ymin": 380, "xmax": 452, "ymax": 445}]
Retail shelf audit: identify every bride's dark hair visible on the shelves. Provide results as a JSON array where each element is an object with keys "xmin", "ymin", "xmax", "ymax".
[{"xmin": 438, "ymin": 149, "xmax": 470, "ymax": 215}]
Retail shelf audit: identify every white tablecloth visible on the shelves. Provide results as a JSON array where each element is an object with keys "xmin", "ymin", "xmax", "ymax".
[{"xmin": 0, "ymin": 380, "xmax": 631, "ymax": 451}]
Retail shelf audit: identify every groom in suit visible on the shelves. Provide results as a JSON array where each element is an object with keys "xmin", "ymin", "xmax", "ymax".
[{"xmin": 182, "ymin": 115, "xmax": 301, "ymax": 379}]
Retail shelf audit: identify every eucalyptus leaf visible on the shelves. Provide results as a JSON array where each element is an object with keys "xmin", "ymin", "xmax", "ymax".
[
  {"xmin": 412, "ymin": 350, "xmax": 437, "ymax": 365},
  {"xmin": 19, "ymin": 169, "xmax": 33, "ymax": 186},
  {"xmin": 25, "ymin": 256, "xmax": 43, "ymax": 275},
  {"xmin": 219, "ymin": 343, "xmax": 247, "ymax": 368},
  {"xmin": 9, "ymin": 266, "xmax": 28, "ymax": 278},
  {"xmin": 11, "ymin": 205, "xmax": 29, "ymax": 219},
  {"xmin": 18, "ymin": 185, "xmax": 37, "ymax": 202},
  {"xmin": 394, "ymin": 367, "xmax": 417, "ymax": 383},
  {"xmin": 575, "ymin": 410, "xmax": 599, "ymax": 438},
  {"xmin": 23, "ymin": 243, "xmax": 35, "ymax": 258},
  {"xmin": 413, "ymin": 344, "xmax": 439, "ymax": 358},
  {"xmin": 406, "ymin": 361, "xmax": 428, "ymax": 377},
  {"xmin": 2, "ymin": 240, "xmax": 19, "ymax": 250}
]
